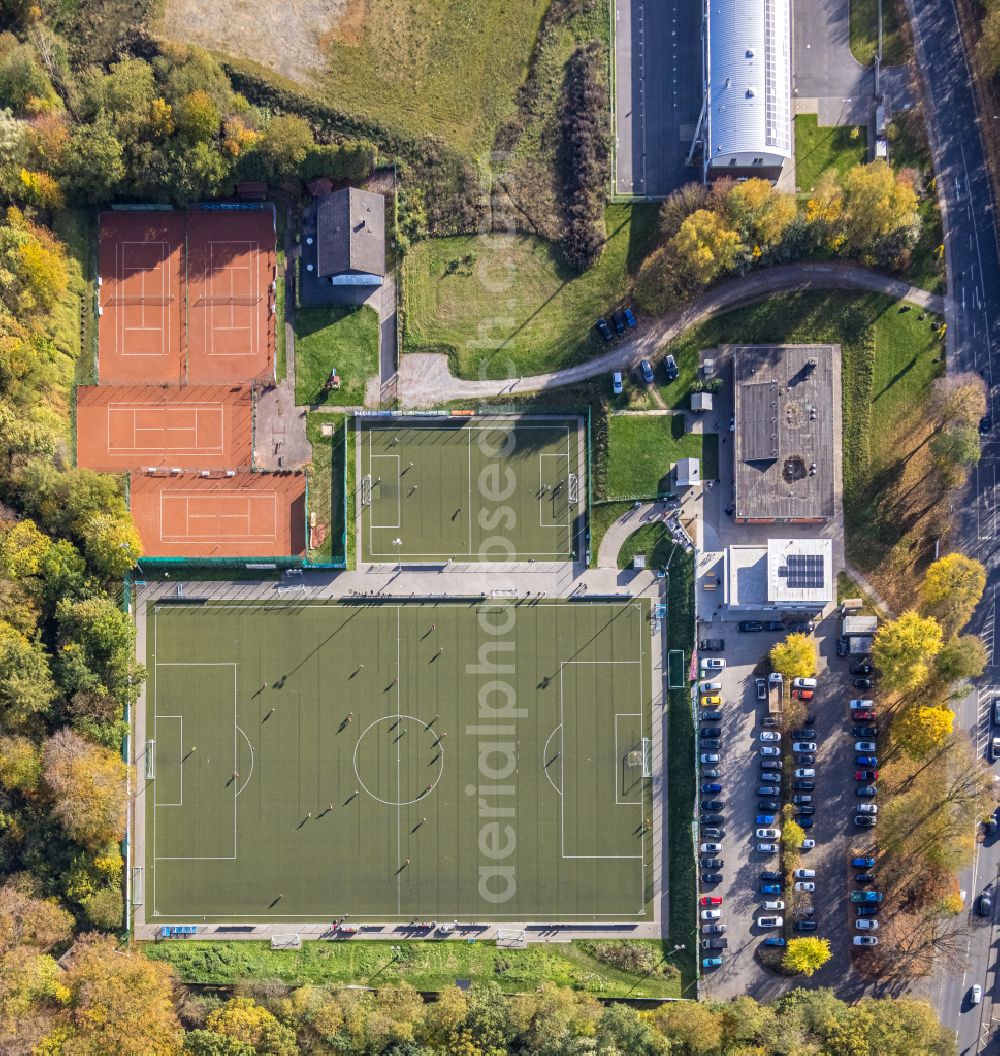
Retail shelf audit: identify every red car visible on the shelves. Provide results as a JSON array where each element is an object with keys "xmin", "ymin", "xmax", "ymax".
[
  {"xmin": 855, "ymin": 769, "xmax": 878, "ymax": 781},
  {"xmin": 699, "ymin": 895, "xmax": 723, "ymax": 906},
  {"xmin": 853, "ymin": 709, "xmax": 876, "ymax": 721},
  {"xmin": 791, "ymin": 688, "xmax": 814, "ymax": 701}
]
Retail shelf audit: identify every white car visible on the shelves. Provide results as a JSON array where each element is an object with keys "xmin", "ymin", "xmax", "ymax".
[
  {"xmin": 857, "ymin": 803, "xmax": 878, "ymax": 815},
  {"xmin": 760, "ymin": 745, "xmax": 781, "ymax": 757},
  {"xmin": 792, "ymin": 742, "xmax": 817, "ymax": 753},
  {"xmin": 757, "ymin": 841, "xmax": 779, "ymax": 853},
  {"xmin": 793, "ymin": 868, "xmax": 816, "ymax": 879},
  {"xmin": 794, "ymin": 768, "xmax": 815, "ymax": 778},
  {"xmin": 700, "ymin": 909, "xmax": 722, "ymax": 920},
  {"xmin": 801, "ymin": 839, "xmax": 816, "ymax": 850},
  {"xmin": 759, "ymin": 731, "xmax": 781, "ymax": 743},
  {"xmin": 612, "ymin": 371, "xmax": 623, "ymax": 395},
  {"xmin": 762, "ymin": 899, "xmax": 785, "ymax": 911},
  {"xmin": 756, "ymin": 828, "xmax": 781, "ymax": 839},
  {"xmin": 757, "ymin": 915, "xmax": 783, "ymax": 928},
  {"xmin": 972, "ymin": 984, "xmax": 983, "ymax": 1005},
  {"xmin": 849, "ymin": 699, "xmax": 874, "ymax": 710},
  {"xmin": 853, "ymin": 935, "xmax": 878, "ymax": 946},
  {"xmin": 700, "ymin": 753, "xmax": 720, "ymax": 764},
  {"xmin": 792, "ymin": 677, "xmax": 817, "ymax": 689},
  {"xmin": 700, "ymin": 842, "xmax": 722, "ymax": 853},
  {"xmin": 701, "ymin": 658, "xmax": 726, "ymax": 671},
  {"xmin": 854, "ymin": 741, "xmax": 877, "ymax": 752},
  {"xmin": 700, "ymin": 680, "xmax": 722, "ymax": 692},
  {"xmin": 855, "ymin": 918, "xmax": 879, "ymax": 931},
  {"xmin": 794, "ymin": 881, "xmax": 815, "ymax": 892}
]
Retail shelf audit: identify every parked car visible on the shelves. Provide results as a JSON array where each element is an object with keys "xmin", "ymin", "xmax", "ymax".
[
  {"xmin": 793, "ymin": 768, "xmax": 816, "ymax": 778},
  {"xmin": 855, "ymin": 769, "xmax": 878, "ymax": 781},
  {"xmin": 854, "ymin": 741, "xmax": 877, "ymax": 753},
  {"xmin": 700, "ymin": 842, "xmax": 722, "ymax": 853},
  {"xmin": 762, "ymin": 715, "xmax": 780, "ymax": 728},
  {"xmin": 596, "ymin": 318, "xmax": 613, "ymax": 341},
  {"xmin": 701, "ymin": 873, "xmax": 723, "ymax": 884},
  {"xmin": 852, "ymin": 725, "xmax": 878, "ymax": 737},
  {"xmin": 702, "ymin": 813, "xmax": 724, "ymax": 825},
  {"xmin": 758, "ymin": 799, "xmax": 779, "ymax": 811},
  {"xmin": 793, "ymin": 780, "xmax": 815, "ymax": 791},
  {"xmin": 978, "ymin": 892, "xmax": 993, "ymax": 917},
  {"xmin": 761, "ymin": 759, "xmax": 783, "ymax": 770},
  {"xmin": 854, "ymin": 677, "xmax": 875, "ymax": 689},
  {"xmin": 700, "ymin": 728, "xmax": 720, "ymax": 739},
  {"xmin": 854, "ymin": 815, "xmax": 877, "ymax": 828},
  {"xmin": 794, "ymin": 754, "xmax": 816, "ymax": 765},
  {"xmin": 856, "ymin": 918, "xmax": 878, "ymax": 931},
  {"xmin": 856, "ymin": 755, "xmax": 878, "ymax": 767},
  {"xmin": 762, "ymin": 899, "xmax": 785, "ymax": 911},
  {"xmin": 701, "ymin": 938, "xmax": 727, "ymax": 949},
  {"xmin": 760, "ymin": 870, "xmax": 782, "ymax": 881},
  {"xmin": 793, "ymin": 741, "xmax": 817, "ymax": 753},
  {"xmin": 639, "ymin": 359, "xmax": 654, "ymax": 384},
  {"xmin": 855, "ymin": 872, "xmax": 875, "ymax": 883},
  {"xmin": 794, "ymin": 920, "xmax": 818, "ymax": 932},
  {"xmin": 738, "ymin": 621, "xmax": 764, "ymax": 632},
  {"xmin": 756, "ymin": 828, "xmax": 781, "ymax": 839},
  {"xmin": 700, "ymin": 657, "xmax": 726, "ymax": 671},
  {"xmin": 972, "ymin": 984, "xmax": 984, "ymax": 1004},
  {"xmin": 760, "ymin": 883, "xmax": 782, "ymax": 894},
  {"xmin": 792, "ymin": 677, "xmax": 817, "ymax": 689},
  {"xmin": 701, "ymin": 799, "xmax": 724, "ymax": 811},
  {"xmin": 856, "ymin": 785, "xmax": 877, "ymax": 798},
  {"xmin": 700, "ymin": 896, "xmax": 722, "ymax": 906},
  {"xmin": 793, "ymin": 869, "xmax": 816, "ymax": 880},
  {"xmin": 850, "ymin": 699, "xmax": 875, "ymax": 711},
  {"xmin": 758, "ymin": 785, "xmax": 780, "ymax": 797},
  {"xmin": 791, "ymin": 728, "xmax": 817, "ymax": 739},
  {"xmin": 613, "ymin": 311, "xmax": 626, "ymax": 336},
  {"xmin": 702, "ymin": 768, "xmax": 720, "ymax": 778},
  {"xmin": 853, "ymin": 935, "xmax": 879, "ymax": 946},
  {"xmin": 700, "ymin": 680, "xmax": 722, "ymax": 692},
  {"xmin": 761, "ymin": 746, "xmax": 781, "ymax": 757},
  {"xmin": 852, "ymin": 856, "xmax": 876, "ymax": 869},
  {"xmin": 801, "ymin": 839, "xmax": 816, "ymax": 850},
  {"xmin": 700, "ymin": 695, "xmax": 721, "ymax": 707},
  {"xmin": 701, "ymin": 712, "xmax": 722, "ymax": 724},
  {"xmin": 794, "ymin": 881, "xmax": 815, "ymax": 892},
  {"xmin": 994, "ymin": 698, "xmax": 1000, "ymax": 725},
  {"xmin": 702, "ymin": 956, "xmax": 723, "ymax": 968},
  {"xmin": 756, "ymin": 678, "xmax": 767, "ymax": 700},
  {"xmin": 757, "ymin": 915, "xmax": 783, "ymax": 929},
  {"xmin": 759, "ymin": 731, "xmax": 781, "ymax": 743},
  {"xmin": 797, "ymin": 817, "xmax": 815, "ymax": 828},
  {"xmin": 663, "ymin": 354, "xmax": 679, "ymax": 381},
  {"xmin": 792, "ymin": 795, "xmax": 813, "ymax": 805},
  {"xmin": 851, "ymin": 661, "xmax": 874, "ymax": 675},
  {"xmin": 699, "ymin": 638, "xmax": 725, "ymax": 651},
  {"xmin": 757, "ymin": 842, "xmax": 779, "ymax": 854},
  {"xmin": 791, "ymin": 688, "xmax": 814, "ymax": 701},
  {"xmin": 702, "ymin": 923, "xmax": 726, "ymax": 934},
  {"xmin": 701, "ymin": 827, "xmax": 723, "ymax": 840},
  {"xmin": 763, "ymin": 936, "xmax": 786, "ymax": 947},
  {"xmin": 856, "ymin": 905, "xmax": 879, "ymax": 917},
  {"xmin": 611, "ymin": 371, "xmax": 623, "ymax": 395},
  {"xmin": 701, "ymin": 740, "xmax": 720, "ymax": 750},
  {"xmin": 786, "ymin": 620, "xmax": 815, "ymax": 633},
  {"xmin": 623, "ymin": 306, "xmax": 637, "ymax": 328},
  {"xmin": 700, "ymin": 858, "xmax": 723, "ymax": 870},
  {"xmin": 701, "ymin": 909, "xmax": 722, "ymax": 920},
  {"xmin": 756, "ymin": 814, "xmax": 776, "ymax": 825},
  {"xmin": 701, "ymin": 782, "xmax": 722, "ymax": 793},
  {"xmin": 700, "ymin": 754, "xmax": 720, "ymax": 764},
  {"xmin": 851, "ymin": 890, "xmax": 883, "ymax": 903},
  {"xmin": 853, "ymin": 709, "xmax": 877, "ymax": 721}
]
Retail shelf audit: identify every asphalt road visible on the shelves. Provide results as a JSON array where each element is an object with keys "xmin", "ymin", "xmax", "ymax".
[
  {"xmin": 904, "ymin": 0, "xmax": 1000, "ymax": 1050},
  {"xmin": 613, "ymin": 0, "xmax": 701, "ymax": 197}
]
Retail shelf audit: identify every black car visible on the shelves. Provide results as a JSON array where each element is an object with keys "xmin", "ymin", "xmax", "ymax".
[
  {"xmin": 854, "ymin": 814, "xmax": 877, "ymax": 828},
  {"xmin": 981, "ymin": 413, "xmax": 993, "ymax": 436},
  {"xmin": 852, "ymin": 725, "xmax": 878, "ymax": 737},
  {"xmin": 701, "ymin": 872, "xmax": 723, "ymax": 884},
  {"xmin": 700, "ymin": 827, "xmax": 724, "ymax": 839},
  {"xmin": 854, "ymin": 677, "xmax": 875, "ymax": 689},
  {"xmin": 701, "ymin": 938, "xmax": 727, "ymax": 949},
  {"xmin": 702, "ymin": 713, "xmax": 722, "ymax": 724},
  {"xmin": 758, "ymin": 786, "xmax": 780, "ymax": 797},
  {"xmin": 663, "ymin": 354, "xmax": 680, "ymax": 381},
  {"xmin": 596, "ymin": 318, "xmax": 613, "ymax": 341},
  {"xmin": 738, "ymin": 621, "xmax": 764, "ymax": 632},
  {"xmin": 851, "ymin": 661, "xmax": 874, "ymax": 675},
  {"xmin": 856, "ymin": 785, "xmax": 877, "ymax": 798},
  {"xmin": 855, "ymin": 872, "xmax": 876, "ymax": 883},
  {"xmin": 795, "ymin": 807, "xmax": 816, "ymax": 816},
  {"xmin": 701, "ymin": 740, "xmax": 720, "ymax": 750},
  {"xmin": 856, "ymin": 905, "xmax": 879, "ymax": 917},
  {"xmin": 794, "ymin": 754, "xmax": 816, "ymax": 765},
  {"xmin": 793, "ymin": 780, "xmax": 815, "ymax": 791},
  {"xmin": 978, "ymin": 892, "xmax": 993, "ymax": 917},
  {"xmin": 702, "ymin": 814, "xmax": 724, "ymax": 825},
  {"xmin": 761, "ymin": 759, "xmax": 783, "ymax": 770},
  {"xmin": 613, "ymin": 311, "xmax": 626, "ymax": 336},
  {"xmin": 791, "ymin": 729, "xmax": 817, "ymax": 739},
  {"xmin": 758, "ymin": 800, "xmax": 779, "ymax": 811},
  {"xmin": 700, "ymin": 727, "xmax": 720, "ymax": 738},
  {"xmin": 699, "ymin": 638, "xmax": 725, "ymax": 651},
  {"xmin": 794, "ymin": 920, "xmax": 818, "ymax": 932},
  {"xmin": 785, "ymin": 620, "xmax": 815, "ymax": 634},
  {"xmin": 702, "ymin": 800, "xmax": 724, "ymax": 812},
  {"xmin": 763, "ymin": 621, "xmax": 785, "ymax": 632},
  {"xmin": 762, "ymin": 715, "xmax": 781, "ymax": 728},
  {"xmin": 760, "ymin": 870, "xmax": 782, "ymax": 881},
  {"xmin": 700, "ymin": 857, "xmax": 723, "ymax": 869}
]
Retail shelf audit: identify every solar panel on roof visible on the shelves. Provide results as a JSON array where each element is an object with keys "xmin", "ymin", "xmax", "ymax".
[{"xmin": 784, "ymin": 553, "xmax": 825, "ymax": 589}]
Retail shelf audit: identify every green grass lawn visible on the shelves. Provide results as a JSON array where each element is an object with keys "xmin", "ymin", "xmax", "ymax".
[
  {"xmin": 794, "ymin": 115, "xmax": 868, "ymax": 194},
  {"xmin": 606, "ymin": 415, "xmax": 718, "ymax": 498},
  {"xmin": 850, "ymin": 0, "xmax": 907, "ymax": 66},
  {"xmin": 403, "ymin": 204, "xmax": 659, "ymax": 379},
  {"xmin": 320, "ymin": 0, "xmax": 549, "ymax": 157},
  {"xmin": 305, "ymin": 413, "xmax": 349, "ymax": 566},
  {"xmin": 143, "ymin": 936, "xmax": 681, "ymax": 998},
  {"xmin": 295, "ymin": 307, "xmax": 379, "ymax": 407}
]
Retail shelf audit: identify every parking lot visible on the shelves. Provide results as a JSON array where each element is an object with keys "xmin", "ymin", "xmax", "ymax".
[{"xmin": 697, "ymin": 617, "xmax": 879, "ymax": 996}]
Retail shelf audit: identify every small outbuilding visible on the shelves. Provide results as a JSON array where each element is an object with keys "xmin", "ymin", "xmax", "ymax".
[
  {"xmin": 691, "ymin": 391, "xmax": 714, "ymax": 413},
  {"xmin": 676, "ymin": 457, "xmax": 702, "ymax": 487},
  {"xmin": 316, "ymin": 188, "xmax": 385, "ymax": 287}
]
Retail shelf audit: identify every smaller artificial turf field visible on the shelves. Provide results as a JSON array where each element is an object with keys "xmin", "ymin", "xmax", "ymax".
[
  {"xmin": 141, "ymin": 598, "xmax": 654, "ymax": 924},
  {"xmin": 356, "ymin": 415, "xmax": 586, "ymax": 563}
]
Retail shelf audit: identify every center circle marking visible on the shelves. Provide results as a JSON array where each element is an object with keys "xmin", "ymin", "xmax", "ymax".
[{"xmin": 353, "ymin": 714, "xmax": 445, "ymax": 806}]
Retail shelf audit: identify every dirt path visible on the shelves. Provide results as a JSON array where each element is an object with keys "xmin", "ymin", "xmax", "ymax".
[{"xmin": 399, "ymin": 262, "xmax": 946, "ymax": 407}]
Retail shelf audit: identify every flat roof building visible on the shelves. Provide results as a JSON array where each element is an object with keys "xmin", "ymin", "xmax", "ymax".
[
  {"xmin": 676, "ymin": 457, "xmax": 702, "ymax": 487},
  {"xmin": 724, "ymin": 538, "xmax": 833, "ymax": 612},
  {"xmin": 702, "ymin": 0, "xmax": 793, "ymax": 180},
  {"xmin": 732, "ymin": 344, "xmax": 836, "ymax": 524}
]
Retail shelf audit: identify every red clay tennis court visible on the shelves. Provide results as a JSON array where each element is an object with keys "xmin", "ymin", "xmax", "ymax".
[
  {"xmin": 98, "ymin": 212, "xmax": 185, "ymax": 385},
  {"xmin": 76, "ymin": 385, "xmax": 253, "ymax": 472},
  {"xmin": 187, "ymin": 210, "xmax": 275, "ymax": 384},
  {"xmin": 130, "ymin": 473, "xmax": 305, "ymax": 558}
]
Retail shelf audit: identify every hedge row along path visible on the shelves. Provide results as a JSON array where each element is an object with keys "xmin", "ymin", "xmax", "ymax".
[{"xmin": 398, "ymin": 262, "xmax": 946, "ymax": 407}]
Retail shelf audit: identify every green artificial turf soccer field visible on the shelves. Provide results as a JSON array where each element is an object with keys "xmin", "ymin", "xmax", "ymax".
[
  {"xmin": 143, "ymin": 598, "xmax": 654, "ymax": 924},
  {"xmin": 356, "ymin": 416, "xmax": 586, "ymax": 564}
]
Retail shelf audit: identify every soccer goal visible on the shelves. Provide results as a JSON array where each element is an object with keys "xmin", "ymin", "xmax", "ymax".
[
  {"xmin": 497, "ymin": 929, "xmax": 527, "ymax": 948},
  {"xmin": 626, "ymin": 738, "xmax": 652, "ymax": 778},
  {"xmin": 568, "ymin": 473, "xmax": 579, "ymax": 503},
  {"xmin": 146, "ymin": 740, "xmax": 156, "ymax": 780},
  {"xmin": 361, "ymin": 474, "xmax": 372, "ymax": 507}
]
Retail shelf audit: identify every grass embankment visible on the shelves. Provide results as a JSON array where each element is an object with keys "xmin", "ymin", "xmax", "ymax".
[
  {"xmin": 305, "ymin": 413, "xmax": 350, "ymax": 566},
  {"xmin": 403, "ymin": 204, "xmax": 658, "ymax": 379},
  {"xmin": 295, "ymin": 307, "xmax": 379, "ymax": 408},
  {"xmin": 794, "ymin": 115, "xmax": 868, "ymax": 195},
  {"xmin": 143, "ymin": 935, "xmax": 682, "ymax": 999},
  {"xmin": 607, "ymin": 415, "xmax": 719, "ymax": 498},
  {"xmin": 850, "ymin": 0, "xmax": 908, "ymax": 67}
]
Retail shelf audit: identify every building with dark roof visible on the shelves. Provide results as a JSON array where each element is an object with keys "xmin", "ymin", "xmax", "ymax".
[
  {"xmin": 315, "ymin": 188, "xmax": 385, "ymax": 286},
  {"xmin": 732, "ymin": 344, "xmax": 836, "ymax": 523}
]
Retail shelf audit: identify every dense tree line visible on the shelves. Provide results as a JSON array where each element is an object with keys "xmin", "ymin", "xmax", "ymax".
[{"xmin": 556, "ymin": 41, "xmax": 610, "ymax": 271}]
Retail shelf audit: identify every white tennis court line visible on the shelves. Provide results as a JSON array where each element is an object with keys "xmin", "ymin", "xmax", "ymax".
[
  {"xmin": 107, "ymin": 402, "xmax": 226, "ymax": 456},
  {"xmin": 115, "ymin": 240, "xmax": 171, "ymax": 360},
  {"xmin": 158, "ymin": 490, "xmax": 278, "ymax": 544},
  {"xmin": 614, "ymin": 713, "xmax": 643, "ymax": 806},
  {"xmin": 154, "ymin": 715, "xmax": 183, "ymax": 806},
  {"xmin": 202, "ymin": 241, "xmax": 259, "ymax": 358}
]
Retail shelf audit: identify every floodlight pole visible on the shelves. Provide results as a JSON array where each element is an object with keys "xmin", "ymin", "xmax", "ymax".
[{"xmin": 393, "ymin": 538, "xmax": 402, "ymax": 571}]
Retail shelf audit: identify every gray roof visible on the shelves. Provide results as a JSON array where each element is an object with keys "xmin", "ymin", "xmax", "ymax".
[
  {"xmin": 316, "ymin": 188, "xmax": 385, "ymax": 278},
  {"xmin": 732, "ymin": 344, "xmax": 836, "ymax": 522}
]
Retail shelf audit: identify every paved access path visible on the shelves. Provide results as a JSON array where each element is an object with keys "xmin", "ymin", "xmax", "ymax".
[
  {"xmin": 399, "ymin": 263, "xmax": 945, "ymax": 407},
  {"xmin": 596, "ymin": 503, "xmax": 660, "ymax": 569}
]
